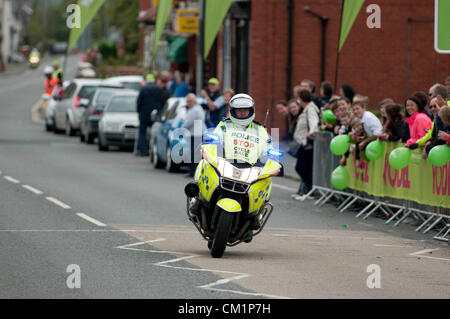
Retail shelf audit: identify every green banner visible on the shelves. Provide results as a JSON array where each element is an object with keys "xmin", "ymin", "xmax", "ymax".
[
  {"xmin": 345, "ymin": 142, "xmax": 450, "ymax": 209},
  {"xmin": 338, "ymin": 0, "xmax": 365, "ymax": 52},
  {"xmin": 204, "ymin": 0, "xmax": 232, "ymax": 59},
  {"xmin": 435, "ymin": 0, "xmax": 450, "ymax": 53},
  {"xmin": 153, "ymin": 0, "xmax": 173, "ymax": 58},
  {"xmin": 67, "ymin": 0, "xmax": 105, "ymax": 54}
]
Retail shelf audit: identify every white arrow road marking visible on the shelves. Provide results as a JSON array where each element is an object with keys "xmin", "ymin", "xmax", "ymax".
[
  {"xmin": 116, "ymin": 239, "xmax": 292, "ymax": 299},
  {"xmin": 409, "ymin": 248, "xmax": 450, "ymax": 261},
  {"xmin": 3, "ymin": 176, "xmax": 20, "ymax": 184}
]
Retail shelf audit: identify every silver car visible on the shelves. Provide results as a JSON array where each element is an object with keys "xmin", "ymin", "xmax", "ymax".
[
  {"xmin": 102, "ymin": 75, "xmax": 144, "ymax": 91},
  {"xmin": 53, "ymin": 78, "xmax": 104, "ymax": 136},
  {"xmin": 79, "ymin": 86, "xmax": 125, "ymax": 144},
  {"xmin": 98, "ymin": 90, "xmax": 139, "ymax": 151}
]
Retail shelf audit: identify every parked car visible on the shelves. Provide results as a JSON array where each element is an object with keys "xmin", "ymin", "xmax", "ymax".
[
  {"xmin": 79, "ymin": 86, "xmax": 124, "ymax": 144},
  {"xmin": 53, "ymin": 78, "xmax": 104, "ymax": 135},
  {"xmin": 102, "ymin": 75, "xmax": 145, "ymax": 91},
  {"xmin": 98, "ymin": 90, "xmax": 139, "ymax": 151},
  {"xmin": 150, "ymin": 97, "xmax": 204, "ymax": 172},
  {"xmin": 51, "ymin": 42, "xmax": 68, "ymax": 55},
  {"xmin": 45, "ymin": 81, "xmax": 71, "ymax": 131}
]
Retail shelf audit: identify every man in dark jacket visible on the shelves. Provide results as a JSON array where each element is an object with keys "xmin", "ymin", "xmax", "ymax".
[
  {"xmin": 136, "ymin": 74, "xmax": 162, "ymax": 156},
  {"xmin": 200, "ymin": 77, "xmax": 226, "ymax": 128}
]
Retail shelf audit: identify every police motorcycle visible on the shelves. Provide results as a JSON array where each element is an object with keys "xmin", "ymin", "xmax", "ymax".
[
  {"xmin": 184, "ymin": 94, "xmax": 283, "ymax": 258},
  {"xmin": 29, "ymin": 49, "xmax": 40, "ymax": 68}
]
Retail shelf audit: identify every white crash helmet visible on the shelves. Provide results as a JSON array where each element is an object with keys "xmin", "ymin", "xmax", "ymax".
[
  {"xmin": 229, "ymin": 93, "xmax": 255, "ymax": 127},
  {"xmin": 44, "ymin": 66, "xmax": 53, "ymax": 76}
]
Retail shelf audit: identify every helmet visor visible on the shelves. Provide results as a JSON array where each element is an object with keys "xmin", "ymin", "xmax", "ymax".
[{"xmin": 230, "ymin": 107, "xmax": 254, "ymax": 120}]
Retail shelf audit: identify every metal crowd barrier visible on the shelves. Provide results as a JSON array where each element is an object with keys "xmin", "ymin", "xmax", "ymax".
[{"xmin": 303, "ymin": 131, "xmax": 450, "ymax": 243}]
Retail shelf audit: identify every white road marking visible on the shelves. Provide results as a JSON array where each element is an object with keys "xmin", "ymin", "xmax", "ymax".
[
  {"xmin": 116, "ymin": 239, "xmax": 292, "ymax": 299},
  {"xmin": 76, "ymin": 213, "xmax": 107, "ymax": 227},
  {"xmin": 410, "ymin": 248, "xmax": 440, "ymax": 256},
  {"xmin": 3, "ymin": 176, "xmax": 20, "ymax": 184},
  {"xmin": 272, "ymin": 233, "xmax": 289, "ymax": 237},
  {"xmin": 374, "ymin": 244, "xmax": 407, "ymax": 248},
  {"xmin": 409, "ymin": 248, "xmax": 450, "ymax": 261},
  {"xmin": 22, "ymin": 185, "xmax": 43, "ymax": 195},
  {"xmin": 272, "ymin": 183, "xmax": 297, "ymax": 192},
  {"xmin": 45, "ymin": 197, "xmax": 71, "ymax": 209}
]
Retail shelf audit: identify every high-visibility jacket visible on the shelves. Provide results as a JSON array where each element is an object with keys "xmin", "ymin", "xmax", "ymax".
[
  {"xmin": 44, "ymin": 77, "xmax": 57, "ymax": 95},
  {"xmin": 213, "ymin": 119, "xmax": 272, "ymax": 165}
]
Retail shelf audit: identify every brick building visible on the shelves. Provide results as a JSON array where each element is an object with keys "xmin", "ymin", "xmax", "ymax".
[
  {"xmin": 142, "ymin": 0, "xmax": 450, "ymax": 134},
  {"xmin": 250, "ymin": 0, "xmax": 450, "ymax": 133}
]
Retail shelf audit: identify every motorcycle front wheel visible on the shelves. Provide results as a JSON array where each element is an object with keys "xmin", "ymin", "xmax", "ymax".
[{"xmin": 210, "ymin": 210, "xmax": 234, "ymax": 258}]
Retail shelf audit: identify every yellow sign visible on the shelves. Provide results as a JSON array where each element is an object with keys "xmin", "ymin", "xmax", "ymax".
[{"xmin": 176, "ymin": 9, "xmax": 199, "ymax": 34}]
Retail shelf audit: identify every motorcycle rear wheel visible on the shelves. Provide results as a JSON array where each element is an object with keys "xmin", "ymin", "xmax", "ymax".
[{"xmin": 210, "ymin": 211, "xmax": 233, "ymax": 258}]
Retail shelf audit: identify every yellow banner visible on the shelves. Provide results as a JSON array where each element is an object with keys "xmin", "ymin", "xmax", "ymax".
[{"xmin": 346, "ymin": 141, "xmax": 450, "ymax": 208}]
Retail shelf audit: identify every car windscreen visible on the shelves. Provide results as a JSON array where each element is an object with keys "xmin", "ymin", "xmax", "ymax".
[
  {"xmin": 121, "ymin": 82, "xmax": 142, "ymax": 91},
  {"xmin": 106, "ymin": 96, "xmax": 137, "ymax": 113},
  {"xmin": 94, "ymin": 91, "xmax": 114, "ymax": 109},
  {"xmin": 78, "ymin": 85, "xmax": 99, "ymax": 100}
]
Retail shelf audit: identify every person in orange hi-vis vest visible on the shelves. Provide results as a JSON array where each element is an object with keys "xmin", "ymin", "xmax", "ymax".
[{"xmin": 44, "ymin": 66, "xmax": 57, "ymax": 96}]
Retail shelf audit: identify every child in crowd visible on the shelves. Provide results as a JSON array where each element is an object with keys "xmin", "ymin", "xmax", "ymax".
[
  {"xmin": 320, "ymin": 100, "xmax": 341, "ymax": 134},
  {"xmin": 377, "ymin": 103, "xmax": 410, "ymax": 142},
  {"xmin": 340, "ymin": 116, "xmax": 366, "ymax": 167},
  {"xmin": 338, "ymin": 111, "xmax": 352, "ymax": 135}
]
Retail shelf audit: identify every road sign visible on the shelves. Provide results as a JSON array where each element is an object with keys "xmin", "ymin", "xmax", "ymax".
[
  {"xmin": 176, "ymin": 9, "xmax": 199, "ymax": 34},
  {"xmin": 435, "ymin": 0, "xmax": 450, "ymax": 54}
]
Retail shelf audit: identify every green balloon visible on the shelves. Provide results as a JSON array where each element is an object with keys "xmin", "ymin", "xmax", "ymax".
[
  {"xmin": 331, "ymin": 165, "xmax": 350, "ymax": 190},
  {"xmin": 330, "ymin": 134, "xmax": 350, "ymax": 155},
  {"xmin": 323, "ymin": 110, "xmax": 337, "ymax": 125},
  {"xmin": 428, "ymin": 145, "xmax": 450, "ymax": 167},
  {"xmin": 388, "ymin": 147, "xmax": 411, "ymax": 169},
  {"xmin": 365, "ymin": 140, "xmax": 384, "ymax": 161}
]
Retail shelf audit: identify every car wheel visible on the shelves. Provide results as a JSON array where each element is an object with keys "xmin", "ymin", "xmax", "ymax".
[
  {"xmin": 79, "ymin": 127, "xmax": 85, "ymax": 142},
  {"xmin": 152, "ymin": 144, "xmax": 164, "ymax": 169},
  {"xmin": 53, "ymin": 117, "xmax": 61, "ymax": 134},
  {"xmin": 65, "ymin": 118, "xmax": 76, "ymax": 136},
  {"xmin": 166, "ymin": 146, "xmax": 179, "ymax": 173},
  {"xmin": 45, "ymin": 120, "xmax": 52, "ymax": 132},
  {"xmin": 98, "ymin": 134, "xmax": 108, "ymax": 151},
  {"xmin": 86, "ymin": 132, "xmax": 94, "ymax": 144}
]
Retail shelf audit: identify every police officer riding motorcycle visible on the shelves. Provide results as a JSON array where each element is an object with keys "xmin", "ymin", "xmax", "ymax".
[{"xmin": 184, "ymin": 94, "xmax": 283, "ymax": 258}]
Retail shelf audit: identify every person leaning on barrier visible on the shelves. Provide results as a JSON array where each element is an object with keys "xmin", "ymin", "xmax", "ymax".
[
  {"xmin": 376, "ymin": 103, "xmax": 410, "ymax": 143},
  {"xmin": 403, "ymin": 95, "xmax": 433, "ymax": 149},
  {"xmin": 351, "ymin": 95, "xmax": 383, "ymax": 151},
  {"xmin": 437, "ymin": 106, "xmax": 450, "ymax": 146},
  {"xmin": 292, "ymin": 90, "xmax": 320, "ymax": 201}
]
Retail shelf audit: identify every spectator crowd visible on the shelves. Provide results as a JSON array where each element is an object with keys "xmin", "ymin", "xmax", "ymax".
[
  {"xmin": 135, "ymin": 69, "xmax": 450, "ymax": 189},
  {"xmin": 275, "ymin": 78, "xmax": 450, "ymax": 201}
]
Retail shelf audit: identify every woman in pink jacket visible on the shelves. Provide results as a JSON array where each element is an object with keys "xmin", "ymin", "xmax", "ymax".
[{"xmin": 404, "ymin": 96, "xmax": 433, "ymax": 148}]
